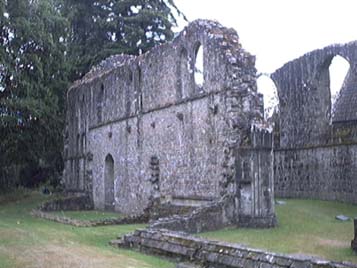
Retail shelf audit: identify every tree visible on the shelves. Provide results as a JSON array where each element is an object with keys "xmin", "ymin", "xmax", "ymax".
[
  {"xmin": 64, "ymin": 0, "xmax": 186, "ymax": 79},
  {"xmin": 0, "ymin": 0, "xmax": 69, "ymax": 189},
  {"xmin": 0, "ymin": 0, "xmax": 184, "ymax": 189}
]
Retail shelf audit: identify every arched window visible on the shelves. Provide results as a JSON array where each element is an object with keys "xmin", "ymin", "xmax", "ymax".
[
  {"xmin": 257, "ymin": 75, "xmax": 279, "ymax": 120},
  {"xmin": 194, "ymin": 43, "xmax": 204, "ymax": 87},
  {"xmin": 177, "ymin": 48, "xmax": 190, "ymax": 99},
  {"xmin": 104, "ymin": 154, "xmax": 115, "ymax": 211},
  {"xmin": 136, "ymin": 67, "xmax": 143, "ymax": 111}
]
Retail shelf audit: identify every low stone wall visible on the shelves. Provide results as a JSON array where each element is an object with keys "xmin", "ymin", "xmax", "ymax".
[
  {"xmin": 149, "ymin": 201, "xmax": 232, "ymax": 233},
  {"xmin": 112, "ymin": 229, "xmax": 357, "ymax": 268},
  {"xmin": 32, "ymin": 193, "xmax": 147, "ymax": 227},
  {"xmin": 149, "ymin": 196, "xmax": 276, "ymax": 233},
  {"xmin": 38, "ymin": 194, "xmax": 94, "ymax": 212},
  {"xmin": 31, "ymin": 209, "xmax": 146, "ymax": 227},
  {"xmin": 147, "ymin": 199, "xmax": 196, "ymax": 221}
]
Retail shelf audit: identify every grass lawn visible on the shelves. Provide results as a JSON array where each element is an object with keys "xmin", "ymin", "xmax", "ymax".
[
  {"xmin": 200, "ymin": 199, "xmax": 357, "ymax": 263},
  {"xmin": 50, "ymin": 210, "xmax": 122, "ymax": 221},
  {"xmin": 2, "ymin": 191, "xmax": 357, "ymax": 267},
  {"xmin": 0, "ymin": 190, "xmax": 174, "ymax": 268}
]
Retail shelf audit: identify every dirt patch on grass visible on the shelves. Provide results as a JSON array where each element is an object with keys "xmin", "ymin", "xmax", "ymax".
[
  {"xmin": 0, "ymin": 229, "xmax": 27, "ymax": 242},
  {"xmin": 317, "ymin": 238, "xmax": 348, "ymax": 248},
  {"xmin": 1, "ymin": 244, "xmax": 151, "ymax": 268}
]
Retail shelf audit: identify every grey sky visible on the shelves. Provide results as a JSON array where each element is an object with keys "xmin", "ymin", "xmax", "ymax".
[
  {"xmin": 174, "ymin": 0, "xmax": 356, "ymax": 115},
  {"xmin": 175, "ymin": 0, "xmax": 357, "ymax": 73}
]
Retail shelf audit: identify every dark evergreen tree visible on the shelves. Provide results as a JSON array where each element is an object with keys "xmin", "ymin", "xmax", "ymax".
[
  {"xmin": 0, "ymin": 0, "xmax": 69, "ymax": 188},
  {"xmin": 0, "ymin": 0, "xmax": 184, "ymax": 189},
  {"xmin": 64, "ymin": 0, "xmax": 186, "ymax": 79}
]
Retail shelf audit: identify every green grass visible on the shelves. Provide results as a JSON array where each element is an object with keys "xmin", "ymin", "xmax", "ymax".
[
  {"xmin": 200, "ymin": 199, "xmax": 357, "ymax": 263},
  {"xmin": 2, "ymin": 191, "xmax": 357, "ymax": 266},
  {"xmin": 50, "ymin": 210, "xmax": 122, "ymax": 221},
  {"xmin": 0, "ymin": 190, "xmax": 174, "ymax": 268}
]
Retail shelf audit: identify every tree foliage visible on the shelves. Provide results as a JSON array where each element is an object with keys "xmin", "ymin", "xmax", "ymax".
[
  {"xmin": 0, "ymin": 0, "xmax": 69, "ymax": 188},
  {"xmin": 0, "ymin": 0, "xmax": 184, "ymax": 189},
  {"xmin": 64, "ymin": 0, "xmax": 185, "ymax": 79}
]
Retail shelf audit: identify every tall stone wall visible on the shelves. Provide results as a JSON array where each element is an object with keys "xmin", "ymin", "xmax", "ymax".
[
  {"xmin": 272, "ymin": 42, "xmax": 357, "ymax": 148},
  {"xmin": 272, "ymin": 41, "xmax": 357, "ymax": 202},
  {"xmin": 63, "ymin": 19, "xmax": 275, "ymax": 223}
]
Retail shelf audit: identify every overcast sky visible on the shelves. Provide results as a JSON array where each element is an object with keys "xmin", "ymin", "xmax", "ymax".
[
  {"xmin": 174, "ymin": 0, "xmax": 357, "ymax": 73},
  {"xmin": 174, "ymin": 0, "xmax": 357, "ymax": 114}
]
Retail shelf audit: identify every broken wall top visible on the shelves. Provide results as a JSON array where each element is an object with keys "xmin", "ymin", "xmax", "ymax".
[
  {"xmin": 69, "ymin": 19, "xmax": 251, "ymax": 91},
  {"xmin": 66, "ymin": 19, "xmax": 261, "ymax": 132},
  {"xmin": 272, "ymin": 41, "xmax": 357, "ymax": 148}
]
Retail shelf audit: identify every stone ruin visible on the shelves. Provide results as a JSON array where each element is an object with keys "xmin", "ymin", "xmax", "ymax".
[
  {"xmin": 60, "ymin": 18, "xmax": 357, "ymax": 267},
  {"xmin": 63, "ymin": 18, "xmax": 357, "ymax": 234},
  {"xmin": 272, "ymin": 42, "xmax": 357, "ymax": 203},
  {"xmin": 62, "ymin": 19, "xmax": 276, "ymax": 231}
]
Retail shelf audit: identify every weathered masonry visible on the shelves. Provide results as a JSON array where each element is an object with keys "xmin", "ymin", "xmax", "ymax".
[
  {"xmin": 112, "ymin": 229, "xmax": 357, "ymax": 268},
  {"xmin": 272, "ymin": 42, "xmax": 357, "ymax": 203},
  {"xmin": 63, "ymin": 20, "xmax": 276, "ymax": 228}
]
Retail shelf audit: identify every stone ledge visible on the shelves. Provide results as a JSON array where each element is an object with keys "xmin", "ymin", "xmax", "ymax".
[
  {"xmin": 37, "ymin": 193, "xmax": 93, "ymax": 212},
  {"xmin": 111, "ymin": 228, "xmax": 357, "ymax": 268},
  {"xmin": 31, "ymin": 209, "xmax": 146, "ymax": 227},
  {"xmin": 149, "ymin": 196, "xmax": 276, "ymax": 233},
  {"xmin": 32, "ymin": 194, "xmax": 147, "ymax": 227}
]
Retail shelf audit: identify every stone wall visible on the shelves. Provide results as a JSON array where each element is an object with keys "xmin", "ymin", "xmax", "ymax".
[
  {"xmin": 37, "ymin": 194, "xmax": 93, "ymax": 212},
  {"xmin": 63, "ymin": 19, "xmax": 275, "ymax": 226},
  {"xmin": 112, "ymin": 229, "xmax": 357, "ymax": 268},
  {"xmin": 149, "ymin": 197, "xmax": 236, "ymax": 234},
  {"xmin": 271, "ymin": 41, "xmax": 357, "ymax": 202},
  {"xmin": 31, "ymin": 209, "xmax": 146, "ymax": 227},
  {"xmin": 274, "ymin": 144, "xmax": 357, "ymax": 203},
  {"xmin": 272, "ymin": 42, "xmax": 357, "ymax": 148},
  {"xmin": 32, "ymin": 193, "xmax": 151, "ymax": 227},
  {"xmin": 149, "ymin": 194, "xmax": 275, "ymax": 234}
]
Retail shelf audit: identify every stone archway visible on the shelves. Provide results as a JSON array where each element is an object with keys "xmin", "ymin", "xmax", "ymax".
[{"xmin": 104, "ymin": 154, "xmax": 115, "ymax": 211}]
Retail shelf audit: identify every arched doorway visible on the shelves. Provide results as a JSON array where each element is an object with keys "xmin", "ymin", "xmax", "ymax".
[{"xmin": 104, "ymin": 154, "xmax": 115, "ymax": 211}]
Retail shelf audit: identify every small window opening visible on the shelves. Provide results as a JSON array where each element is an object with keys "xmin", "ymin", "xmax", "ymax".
[{"xmin": 194, "ymin": 43, "xmax": 204, "ymax": 87}]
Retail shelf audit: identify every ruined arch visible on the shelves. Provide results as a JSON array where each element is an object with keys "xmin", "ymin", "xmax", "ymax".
[
  {"xmin": 104, "ymin": 154, "xmax": 115, "ymax": 211},
  {"xmin": 328, "ymin": 55, "xmax": 350, "ymax": 121},
  {"xmin": 257, "ymin": 74, "xmax": 279, "ymax": 120},
  {"xmin": 315, "ymin": 54, "xmax": 350, "ymax": 123}
]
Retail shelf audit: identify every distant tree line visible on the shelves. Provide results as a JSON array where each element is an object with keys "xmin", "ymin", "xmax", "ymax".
[{"xmin": 0, "ymin": 0, "xmax": 185, "ymax": 190}]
